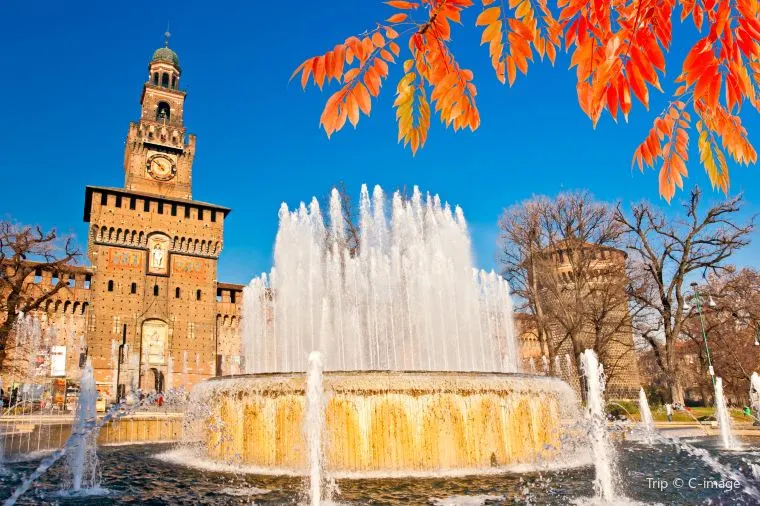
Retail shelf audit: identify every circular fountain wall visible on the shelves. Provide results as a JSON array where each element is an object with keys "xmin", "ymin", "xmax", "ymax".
[{"xmin": 194, "ymin": 371, "xmax": 576, "ymax": 475}]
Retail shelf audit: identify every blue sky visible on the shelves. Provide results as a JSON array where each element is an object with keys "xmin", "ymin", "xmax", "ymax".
[{"xmin": 0, "ymin": 1, "xmax": 757, "ymax": 284}]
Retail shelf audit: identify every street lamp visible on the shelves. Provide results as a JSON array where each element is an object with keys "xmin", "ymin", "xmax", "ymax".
[{"xmin": 688, "ymin": 281, "xmax": 716, "ymax": 389}]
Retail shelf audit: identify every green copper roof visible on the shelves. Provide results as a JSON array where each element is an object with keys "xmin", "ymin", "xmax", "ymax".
[{"xmin": 151, "ymin": 46, "xmax": 179, "ymax": 67}]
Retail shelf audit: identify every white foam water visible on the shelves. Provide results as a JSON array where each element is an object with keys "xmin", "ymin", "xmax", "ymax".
[
  {"xmin": 242, "ymin": 184, "xmax": 518, "ymax": 374},
  {"xmin": 637, "ymin": 387, "xmax": 655, "ymax": 444},
  {"xmin": 580, "ymin": 350, "xmax": 617, "ymax": 502},
  {"xmin": 64, "ymin": 358, "xmax": 100, "ymax": 492},
  {"xmin": 219, "ymin": 486, "xmax": 271, "ymax": 497},
  {"xmin": 306, "ymin": 351, "xmax": 327, "ymax": 506},
  {"xmin": 430, "ymin": 495, "xmax": 505, "ymax": 506},
  {"xmin": 714, "ymin": 377, "xmax": 739, "ymax": 450}
]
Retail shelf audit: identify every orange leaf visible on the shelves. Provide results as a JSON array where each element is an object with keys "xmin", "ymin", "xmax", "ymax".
[
  {"xmin": 355, "ymin": 83, "xmax": 372, "ymax": 115},
  {"xmin": 372, "ymin": 32, "xmax": 386, "ymax": 47},
  {"xmin": 385, "ymin": 0, "xmax": 417, "ymax": 9},
  {"xmin": 387, "ymin": 13, "xmax": 408, "ymax": 23},
  {"xmin": 476, "ymin": 7, "xmax": 501, "ymax": 26}
]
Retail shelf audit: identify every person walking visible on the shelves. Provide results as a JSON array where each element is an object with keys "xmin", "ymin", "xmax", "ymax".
[{"xmin": 665, "ymin": 403, "xmax": 673, "ymax": 422}]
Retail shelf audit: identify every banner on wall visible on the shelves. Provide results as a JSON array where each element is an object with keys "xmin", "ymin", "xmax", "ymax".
[{"xmin": 50, "ymin": 346, "xmax": 67, "ymax": 377}]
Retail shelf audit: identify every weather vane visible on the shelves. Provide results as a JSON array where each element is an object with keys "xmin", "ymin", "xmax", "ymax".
[{"xmin": 164, "ymin": 21, "xmax": 171, "ymax": 47}]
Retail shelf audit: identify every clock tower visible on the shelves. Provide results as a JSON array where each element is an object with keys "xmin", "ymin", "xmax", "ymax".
[
  {"xmin": 81, "ymin": 34, "xmax": 240, "ymax": 401},
  {"xmin": 123, "ymin": 33, "xmax": 195, "ymax": 199}
]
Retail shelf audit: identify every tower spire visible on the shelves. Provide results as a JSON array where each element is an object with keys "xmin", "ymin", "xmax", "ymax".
[{"xmin": 164, "ymin": 22, "xmax": 171, "ymax": 47}]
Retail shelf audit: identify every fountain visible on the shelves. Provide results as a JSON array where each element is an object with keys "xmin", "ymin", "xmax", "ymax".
[
  {"xmin": 750, "ymin": 372, "xmax": 760, "ymax": 422},
  {"xmin": 193, "ymin": 185, "xmax": 579, "ymax": 476},
  {"xmin": 637, "ymin": 387, "xmax": 655, "ymax": 443},
  {"xmin": 63, "ymin": 358, "xmax": 100, "ymax": 492},
  {"xmin": 714, "ymin": 376, "xmax": 739, "ymax": 450},
  {"xmin": 305, "ymin": 351, "xmax": 327, "ymax": 505},
  {"xmin": 580, "ymin": 350, "xmax": 617, "ymax": 501}
]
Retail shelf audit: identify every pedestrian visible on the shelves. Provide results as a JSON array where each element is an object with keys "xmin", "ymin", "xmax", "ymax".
[{"xmin": 665, "ymin": 403, "xmax": 673, "ymax": 422}]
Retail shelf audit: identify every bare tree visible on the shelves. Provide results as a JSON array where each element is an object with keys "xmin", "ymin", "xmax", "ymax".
[
  {"xmin": 680, "ymin": 268, "xmax": 760, "ymax": 404},
  {"xmin": 616, "ymin": 188, "xmax": 755, "ymax": 405},
  {"xmin": 0, "ymin": 221, "xmax": 80, "ymax": 369},
  {"xmin": 498, "ymin": 196, "xmax": 554, "ymax": 369},
  {"xmin": 499, "ymin": 192, "xmax": 639, "ymax": 394},
  {"xmin": 321, "ymin": 181, "xmax": 361, "ymax": 258}
]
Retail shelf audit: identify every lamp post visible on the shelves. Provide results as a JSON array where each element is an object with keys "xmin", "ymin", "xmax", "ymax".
[{"xmin": 687, "ymin": 281, "xmax": 716, "ymax": 389}]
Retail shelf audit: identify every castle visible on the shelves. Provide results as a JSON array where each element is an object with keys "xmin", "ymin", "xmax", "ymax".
[{"xmin": 1, "ymin": 38, "xmax": 243, "ymax": 400}]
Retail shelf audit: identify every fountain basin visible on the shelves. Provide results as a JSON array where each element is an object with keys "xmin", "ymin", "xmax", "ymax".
[{"xmin": 192, "ymin": 371, "xmax": 578, "ymax": 475}]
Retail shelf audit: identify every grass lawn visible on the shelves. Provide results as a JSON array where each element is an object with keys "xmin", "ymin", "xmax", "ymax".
[
  {"xmin": 606, "ymin": 400, "xmax": 756, "ymax": 423},
  {"xmin": 647, "ymin": 406, "xmax": 753, "ymax": 423}
]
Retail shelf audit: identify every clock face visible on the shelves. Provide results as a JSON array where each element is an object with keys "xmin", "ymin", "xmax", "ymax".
[{"xmin": 146, "ymin": 154, "xmax": 176, "ymax": 181}]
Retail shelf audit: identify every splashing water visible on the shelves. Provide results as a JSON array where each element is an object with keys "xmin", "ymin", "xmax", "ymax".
[
  {"xmin": 2, "ymin": 390, "xmax": 162, "ymax": 505},
  {"xmin": 242, "ymin": 184, "xmax": 518, "ymax": 374},
  {"xmin": 580, "ymin": 350, "xmax": 617, "ymax": 501},
  {"xmin": 64, "ymin": 359, "xmax": 100, "ymax": 492},
  {"xmin": 306, "ymin": 351, "xmax": 327, "ymax": 506},
  {"xmin": 714, "ymin": 377, "xmax": 738, "ymax": 450},
  {"xmin": 750, "ymin": 372, "xmax": 760, "ymax": 419},
  {"xmin": 637, "ymin": 387, "xmax": 655, "ymax": 444},
  {"xmin": 554, "ymin": 355, "xmax": 563, "ymax": 377}
]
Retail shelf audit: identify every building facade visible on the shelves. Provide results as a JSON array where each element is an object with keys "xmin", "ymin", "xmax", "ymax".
[
  {"xmin": 515, "ymin": 244, "xmax": 642, "ymax": 399},
  {"xmin": 1, "ymin": 41, "xmax": 244, "ymax": 401}
]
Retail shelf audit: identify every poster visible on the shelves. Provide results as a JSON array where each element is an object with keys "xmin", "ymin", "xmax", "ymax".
[{"xmin": 50, "ymin": 346, "xmax": 66, "ymax": 377}]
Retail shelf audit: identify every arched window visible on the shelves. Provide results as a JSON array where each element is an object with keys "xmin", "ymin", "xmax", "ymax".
[
  {"xmin": 153, "ymin": 72, "xmax": 159, "ymax": 85},
  {"xmin": 171, "ymin": 76, "xmax": 176, "ymax": 89},
  {"xmin": 153, "ymin": 285, "xmax": 159, "ymax": 296},
  {"xmin": 107, "ymin": 280, "xmax": 114, "ymax": 292},
  {"xmin": 131, "ymin": 282, "xmax": 137, "ymax": 294},
  {"xmin": 175, "ymin": 287, "xmax": 181, "ymax": 299},
  {"xmin": 161, "ymin": 72, "xmax": 169, "ymax": 87},
  {"xmin": 156, "ymin": 102, "xmax": 170, "ymax": 122}
]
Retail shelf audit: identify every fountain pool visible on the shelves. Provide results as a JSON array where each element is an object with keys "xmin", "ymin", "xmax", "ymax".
[
  {"xmin": 0, "ymin": 439, "xmax": 758, "ymax": 504},
  {"xmin": 192, "ymin": 371, "xmax": 578, "ymax": 475}
]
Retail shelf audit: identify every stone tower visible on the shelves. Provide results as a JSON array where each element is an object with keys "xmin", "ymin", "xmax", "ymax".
[
  {"xmin": 123, "ymin": 35, "xmax": 195, "ymax": 199},
  {"xmin": 82, "ymin": 36, "xmax": 232, "ymax": 400}
]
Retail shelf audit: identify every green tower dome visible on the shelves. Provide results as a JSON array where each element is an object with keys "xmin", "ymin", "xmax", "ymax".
[{"xmin": 151, "ymin": 46, "xmax": 179, "ymax": 67}]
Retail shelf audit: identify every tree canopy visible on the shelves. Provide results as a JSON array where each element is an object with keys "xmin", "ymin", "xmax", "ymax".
[{"xmin": 292, "ymin": 0, "xmax": 759, "ymax": 201}]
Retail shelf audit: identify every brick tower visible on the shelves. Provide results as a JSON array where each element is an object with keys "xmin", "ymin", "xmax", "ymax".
[{"xmin": 82, "ymin": 35, "xmax": 232, "ymax": 400}]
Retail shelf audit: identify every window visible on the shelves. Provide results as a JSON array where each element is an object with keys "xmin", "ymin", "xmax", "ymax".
[
  {"xmin": 153, "ymin": 285, "xmax": 159, "ymax": 296},
  {"xmin": 115, "ymin": 195, "xmax": 122, "ymax": 208},
  {"xmin": 100, "ymin": 193, "xmax": 108, "ymax": 205},
  {"xmin": 175, "ymin": 287, "xmax": 181, "ymax": 299},
  {"xmin": 216, "ymin": 289, "xmax": 222, "ymax": 302},
  {"xmin": 52, "ymin": 273, "xmax": 59, "ymax": 285},
  {"xmin": 211, "ymin": 211, "xmax": 216, "ymax": 223},
  {"xmin": 84, "ymin": 274, "xmax": 91, "ymax": 289},
  {"xmin": 171, "ymin": 76, "xmax": 176, "ymax": 88},
  {"xmin": 198, "ymin": 209, "xmax": 204, "ymax": 220},
  {"xmin": 112, "ymin": 316, "xmax": 121, "ymax": 334},
  {"xmin": 230, "ymin": 291, "xmax": 236, "ymax": 304},
  {"xmin": 161, "ymin": 72, "xmax": 169, "ymax": 87},
  {"xmin": 34, "ymin": 268, "xmax": 42, "ymax": 284},
  {"xmin": 157, "ymin": 202, "xmax": 164, "ymax": 214},
  {"xmin": 153, "ymin": 72, "xmax": 159, "ymax": 85},
  {"xmin": 67, "ymin": 276, "xmax": 75, "ymax": 288},
  {"xmin": 196, "ymin": 289, "xmax": 201, "ymax": 301},
  {"xmin": 129, "ymin": 198, "xmax": 136, "ymax": 210},
  {"xmin": 107, "ymin": 280, "xmax": 114, "ymax": 292},
  {"xmin": 188, "ymin": 322, "xmax": 195, "ymax": 340},
  {"xmin": 184, "ymin": 206, "xmax": 191, "ymax": 218},
  {"xmin": 130, "ymin": 282, "xmax": 137, "ymax": 294},
  {"xmin": 171, "ymin": 204, "xmax": 177, "ymax": 216},
  {"xmin": 144, "ymin": 199, "xmax": 150, "ymax": 212},
  {"xmin": 156, "ymin": 102, "xmax": 171, "ymax": 122}
]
